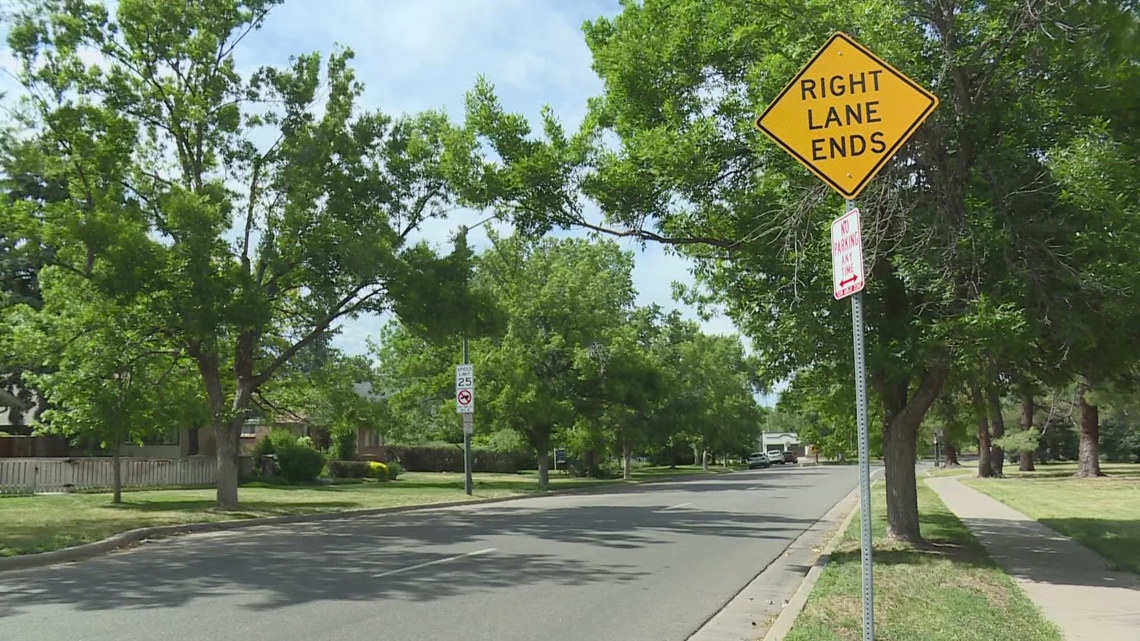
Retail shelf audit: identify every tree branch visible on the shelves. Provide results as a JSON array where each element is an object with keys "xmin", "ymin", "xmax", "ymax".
[
  {"xmin": 571, "ymin": 218, "xmax": 742, "ymax": 250},
  {"xmin": 252, "ymin": 285, "xmax": 385, "ymax": 386}
]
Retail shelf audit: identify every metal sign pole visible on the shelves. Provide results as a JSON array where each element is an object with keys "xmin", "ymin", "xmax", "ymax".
[
  {"xmin": 848, "ymin": 199, "xmax": 875, "ymax": 641},
  {"xmin": 463, "ymin": 337, "xmax": 473, "ymax": 496}
]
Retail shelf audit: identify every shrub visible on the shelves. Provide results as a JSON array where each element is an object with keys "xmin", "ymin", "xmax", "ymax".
[
  {"xmin": 254, "ymin": 429, "xmax": 300, "ymax": 456},
  {"xmin": 331, "ymin": 427, "xmax": 357, "ymax": 461},
  {"xmin": 252, "ymin": 428, "xmax": 304, "ymax": 476},
  {"xmin": 367, "ymin": 461, "xmax": 389, "ymax": 480},
  {"xmin": 385, "ymin": 460, "xmax": 403, "ymax": 480},
  {"xmin": 328, "ymin": 460, "xmax": 370, "ymax": 479},
  {"xmin": 276, "ymin": 442, "xmax": 326, "ymax": 483},
  {"xmin": 385, "ymin": 445, "xmax": 531, "ymax": 473}
]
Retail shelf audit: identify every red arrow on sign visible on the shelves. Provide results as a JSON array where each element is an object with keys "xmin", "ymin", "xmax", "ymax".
[
  {"xmin": 457, "ymin": 390, "xmax": 472, "ymax": 405},
  {"xmin": 840, "ymin": 275, "xmax": 859, "ymax": 287}
]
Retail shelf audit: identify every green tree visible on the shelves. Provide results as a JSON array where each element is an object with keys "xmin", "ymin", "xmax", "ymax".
[
  {"xmin": 454, "ymin": 0, "xmax": 1138, "ymax": 543},
  {"xmin": 370, "ymin": 323, "xmax": 464, "ymax": 445},
  {"xmin": 673, "ymin": 333, "xmax": 763, "ymax": 469},
  {"xmin": 259, "ymin": 345, "xmax": 381, "ymax": 460},
  {"xmin": 13, "ymin": 268, "xmax": 205, "ymax": 503},
  {"xmin": 575, "ymin": 313, "xmax": 666, "ymax": 479},
  {"xmin": 6, "ymin": 0, "xmax": 469, "ymax": 508},
  {"xmin": 0, "ymin": 136, "xmax": 63, "ymax": 429},
  {"xmin": 474, "ymin": 234, "xmax": 635, "ymax": 488}
]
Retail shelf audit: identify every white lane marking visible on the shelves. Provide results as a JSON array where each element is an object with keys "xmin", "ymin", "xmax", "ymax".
[
  {"xmin": 371, "ymin": 547, "xmax": 497, "ymax": 578},
  {"xmin": 654, "ymin": 502, "xmax": 691, "ymax": 513},
  {"xmin": 749, "ymin": 486, "xmax": 763, "ymax": 490}
]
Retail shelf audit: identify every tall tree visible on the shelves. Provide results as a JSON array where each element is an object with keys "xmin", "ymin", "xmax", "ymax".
[
  {"xmin": 370, "ymin": 323, "xmax": 464, "ymax": 445},
  {"xmin": 0, "ymin": 136, "xmax": 61, "ymax": 429},
  {"xmin": 7, "ymin": 0, "xmax": 468, "ymax": 507},
  {"xmin": 12, "ymin": 268, "xmax": 205, "ymax": 503},
  {"xmin": 453, "ymin": 0, "xmax": 1138, "ymax": 543},
  {"xmin": 574, "ymin": 318, "xmax": 664, "ymax": 480},
  {"xmin": 474, "ymin": 234, "xmax": 635, "ymax": 488}
]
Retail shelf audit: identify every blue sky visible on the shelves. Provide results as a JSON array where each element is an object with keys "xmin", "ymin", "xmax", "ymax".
[
  {"xmin": 1, "ymin": 1, "xmax": 778, "ymax": 402},
  {"xmin": 233, "ymin": 0, "xmax": 743, "ymax": 355}
]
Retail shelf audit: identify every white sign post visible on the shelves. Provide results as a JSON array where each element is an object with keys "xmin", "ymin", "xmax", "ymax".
[
  {"xmin": 455, "ymin": 364, "xmax": 474, "ymax": 414},
  {"xmin": 832, "ymin": 208, "xmax": 866, "ymax": 300},
  {"xmin": 457, "ymin": 354, "xmax": 474, "ymax": 496},
  {"xmin": 834, "ymin": 202, "xmax": 874, "ymax": 641}
]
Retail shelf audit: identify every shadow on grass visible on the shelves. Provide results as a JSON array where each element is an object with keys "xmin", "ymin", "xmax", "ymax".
[
  {"xmin": 830, "ymin": 509, "xmax": 993, "ymax": 570},
  {"xmin": 1006, "ymin": 463, "xmax": 1140, "ymax": 480},
  {"xmin": 1035, "ymin": 517, "xmax": 1140, "ymax": 575},
  {"xmin": 105, "ymin": 499, "xmax": 363, "ymax": 514},
  {"xmin": 828, "ymin": 541, "xmax": 991, "ymax": 570}
]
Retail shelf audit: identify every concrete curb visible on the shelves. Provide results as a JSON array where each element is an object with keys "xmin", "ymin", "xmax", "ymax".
[
  {"xmin": 761, "ymin": 475, "xmax": 881, "ymax": 641},
  {"xmin": 686, "ymin": 475, "xmax": 866, "ymax": 641},
  {"xmin": 0, "ymin": 469, "xmax": 737, "ymax": 573}
]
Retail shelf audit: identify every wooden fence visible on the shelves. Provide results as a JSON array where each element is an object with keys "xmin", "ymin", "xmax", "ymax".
[{"xmin": 0, "ymin": 457, "xmax": 217, "ymax": 495}]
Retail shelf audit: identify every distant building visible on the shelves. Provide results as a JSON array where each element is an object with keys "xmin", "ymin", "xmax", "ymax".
[{"xmin": 759, "ymin": 431, "xmax": 803, "ymax": 456}]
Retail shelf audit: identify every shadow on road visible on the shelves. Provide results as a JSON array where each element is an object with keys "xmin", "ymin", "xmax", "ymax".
[{"xmin": 0, "ymin": 497, "xmax": 817, "ymax": 616}]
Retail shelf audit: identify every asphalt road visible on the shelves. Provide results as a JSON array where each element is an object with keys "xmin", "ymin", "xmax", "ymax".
[{"xmin": 0, "ymin": 465, "xmax": 860, "ymax": 641}]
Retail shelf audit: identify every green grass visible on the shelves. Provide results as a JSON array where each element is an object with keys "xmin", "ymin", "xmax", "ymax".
[
  {"xmin": 785, "ymin": 483, "xmax": 1062, "ymax": 641},
  {"xmin": 923, "ymin": 466, "xmax": 978, "ymax": 478},
  {"xmin": 963, "ymin": 462, "xmax": 1140, "ymax": 574},
  {"xmin": 0, "ymin": 465, "xmax": 729, "ymax": 557}
]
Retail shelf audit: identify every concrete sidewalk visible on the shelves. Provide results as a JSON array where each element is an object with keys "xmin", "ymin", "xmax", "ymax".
[{"xmin": 926, "ymin": 477, "xmax": 1140, "ymax": 641}]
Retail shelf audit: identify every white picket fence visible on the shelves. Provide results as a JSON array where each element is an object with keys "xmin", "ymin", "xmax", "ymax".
[{"xmin": 0, "ymin": 457, "xmax": 218, "ymax": 495}]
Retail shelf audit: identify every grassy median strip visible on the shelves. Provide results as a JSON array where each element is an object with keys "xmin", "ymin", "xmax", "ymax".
[
  {"xmin": 785, "ymin": 483, "xmax": 1061, "ymax": 641},
  {"xmin": 0, "ymin": 465, "xmax": 728, "ymax": 557},
  {"xmin": 963, "ymin": 462, "xmax": 1140, "ymax": 574}
]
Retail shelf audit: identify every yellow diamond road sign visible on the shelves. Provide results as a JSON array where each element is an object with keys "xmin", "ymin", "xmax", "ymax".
[{"xmin": 755, "ymin": 32, "xmax": 938, "ymax": 199}]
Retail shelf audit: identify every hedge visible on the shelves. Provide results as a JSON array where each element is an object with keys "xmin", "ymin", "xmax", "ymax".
[{"xmin": 384, "ymin": 445, "xmax": 533, "ymax": 473}]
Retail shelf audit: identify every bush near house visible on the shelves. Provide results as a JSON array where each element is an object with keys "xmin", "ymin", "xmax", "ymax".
[
  {"xmin": 327, "ymin": 460, "xmax": 371, "ymax": 479},
  {"xmin": 367, "ymin": 461, "xmax": 388, "ymax": 480},
  {"xmin": 324, "ymin": 460, "xmax": 400, "ymax": 481},
  {"xmin": 276, "ymin": 442, "xmax": 326, "ymax": 483},
  {"xmin": 384, "ymin": 461, "xmax": 403, "ymax": 480},
  {"xmin": 252, "ymin": 429, "xmax": 325, "ymax": 483}
]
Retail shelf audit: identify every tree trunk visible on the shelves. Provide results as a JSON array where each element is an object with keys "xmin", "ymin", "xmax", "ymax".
[
  {"xmin": 216, "ymin": 421, "xmax": 240, "ymax": 508},
  {"xmin": 1019, "ymin": 392, "xmax": 1036, "ymax": 472},
  {"xmin": 986, "ymin": 386, "xmax": 1005, "ymax": 477},
  {"xmin": 971, "ymin": 383, "xmax": 995, "ymax": 478},
  {"xmin": 186, "ymin": 427, "xmax": 199, "ymax": 456},
  {"xmin": 112, "ymin": 438, "xmax": 122, "ymax": 504},
  {"xmin": 622, "ymin": 442, "xmax": 632, "ymax": 480},
  {"xmin": 194, "ymin": 348, "xmax": 237, "ymax": 509},
  {"xmin": 880, "ymin": 367, "xmax": 948, "ymax": 545},
  {"xmin": 1075, "ymin": 376, "xmax": 1104, "ymax": 477},
  {"xmin": 537, "ymin": 450, "xmax": 550, "ymax": 489},
  {"xmin": 701, "ymin": 448, "xmax": 709, "ymax": 472},
  {"xmin": 883, "ymin": 420, "xmax": 920, "ymax": 543},
  {"xmin": 943, "ymin": 441, "xmax": 960, "ymax": 467}
]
